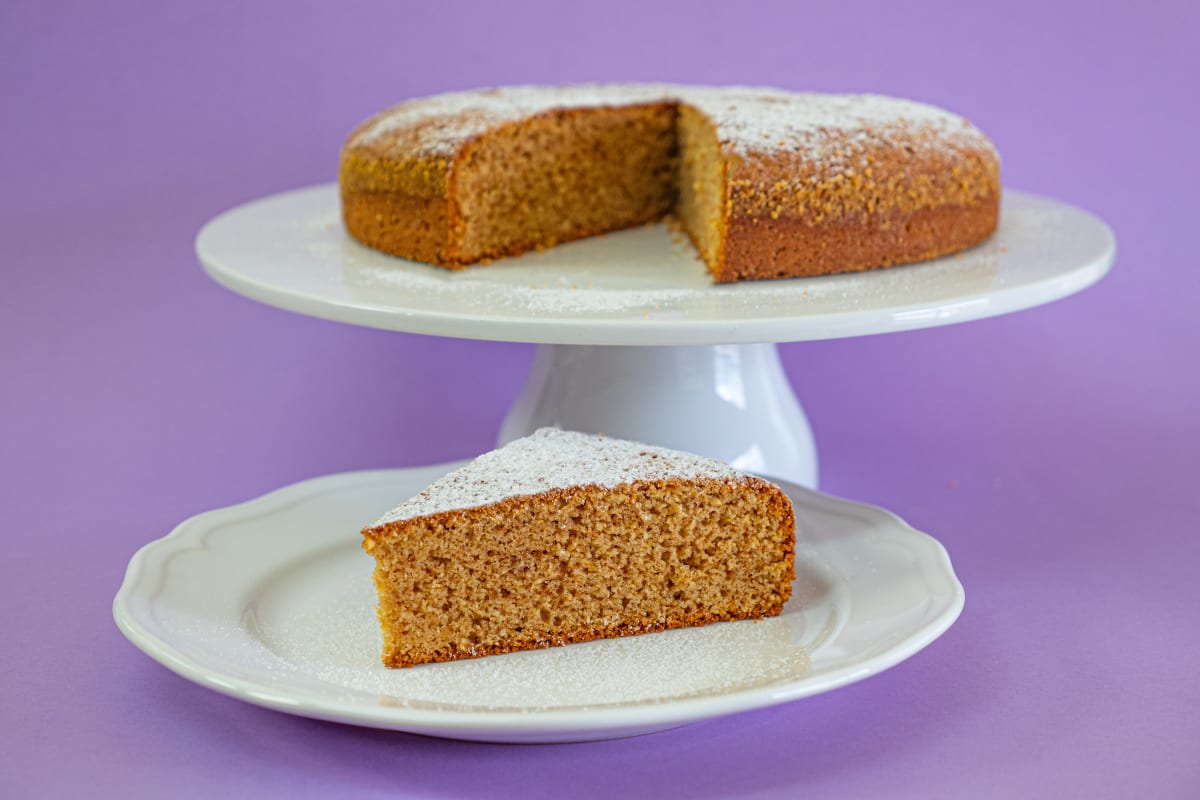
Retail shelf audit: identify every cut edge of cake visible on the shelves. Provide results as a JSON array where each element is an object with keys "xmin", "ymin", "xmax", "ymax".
[{"xmin": 361, "ymin": 428, "xmax": 796, "ymax": 668}]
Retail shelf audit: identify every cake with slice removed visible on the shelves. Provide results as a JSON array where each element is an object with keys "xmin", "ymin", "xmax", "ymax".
[
  {"xmin": 339, "ymin": 84, "xmax": 1001, "ymax": 282},
  {"xmin": 361, "ymin": 428, "xmax": 796, "ymax": 668}
]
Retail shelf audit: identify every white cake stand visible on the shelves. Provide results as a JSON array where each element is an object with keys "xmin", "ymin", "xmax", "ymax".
[{"xmin": 197, "ymin": 184, "xmax": 1114, "ymax": 487}]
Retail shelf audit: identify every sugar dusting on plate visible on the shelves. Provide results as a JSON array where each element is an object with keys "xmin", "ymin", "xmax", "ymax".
[{"xmin": 255, "ymin": 558, "xmax": 814, "ymax": 712}]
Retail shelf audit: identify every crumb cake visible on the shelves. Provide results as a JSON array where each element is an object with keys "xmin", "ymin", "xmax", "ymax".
[
  {"xmin": 339, "ymin": 84, "xmax": 1000, "ymax": 282},
  {"xmin": 361, "ymin": 428, "xmax": 796, "ymax": 668}
]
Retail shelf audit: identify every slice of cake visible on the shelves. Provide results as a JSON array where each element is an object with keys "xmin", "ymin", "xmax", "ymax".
[{"xmin": 361, "ymin": 428, "xmax": 796, "ymax": 668}]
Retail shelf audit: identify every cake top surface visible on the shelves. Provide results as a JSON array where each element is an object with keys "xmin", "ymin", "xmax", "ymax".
[
  {"xmin": 345, "ymin": 83, "xmax": 994, "ymax": 166},
  {"xmin": 370, "ymin": 428, "xmax": 749, "ymax": 527}
]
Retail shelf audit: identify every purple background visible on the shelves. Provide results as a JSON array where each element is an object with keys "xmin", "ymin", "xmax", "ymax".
[{"xmin": 4, "ymin": 1, "xmax": 1198, "ymax": 796}]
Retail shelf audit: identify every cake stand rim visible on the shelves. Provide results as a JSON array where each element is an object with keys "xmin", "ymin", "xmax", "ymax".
[{"xmin": 196, "ymin": 184, "xmax": 1115, "ymax": 346}]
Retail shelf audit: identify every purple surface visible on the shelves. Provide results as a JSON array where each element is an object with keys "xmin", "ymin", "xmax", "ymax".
[{"xmin": 3, "ymin": 1, "xmax": 1197, "ymax": 796}]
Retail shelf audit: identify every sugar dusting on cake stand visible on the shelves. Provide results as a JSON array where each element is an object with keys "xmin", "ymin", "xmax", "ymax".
[{"xmin": 197, "ymin": 184, "xmax": 1114, "ymax": 488}]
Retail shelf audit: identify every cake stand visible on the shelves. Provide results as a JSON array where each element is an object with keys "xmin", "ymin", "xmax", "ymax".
[{"xmin": 196, "ymin": 184, "xmax": 1114, "ymax": 487}]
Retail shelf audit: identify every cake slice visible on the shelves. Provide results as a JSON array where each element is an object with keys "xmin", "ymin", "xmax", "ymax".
[{"xmin": 361, "ymin": 428, "xmax": 796, "ymax": 668}]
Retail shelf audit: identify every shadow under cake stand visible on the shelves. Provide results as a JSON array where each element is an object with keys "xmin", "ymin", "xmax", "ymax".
[{"xmin": 196, "ymin": 184, "xmax": 1114, "ymax": 488}]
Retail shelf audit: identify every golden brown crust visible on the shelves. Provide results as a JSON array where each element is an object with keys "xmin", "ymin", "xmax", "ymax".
[
  {"xmin": 716, "ymin": 194, "xmax": 1000, "ymax": 282},
  {"xmin": 339, "ymin": 150, "xmax": 449, "ymax": 199},
  {"xmin": 724, "ymin": 125, "xmax": 999, "ymax": 221}
]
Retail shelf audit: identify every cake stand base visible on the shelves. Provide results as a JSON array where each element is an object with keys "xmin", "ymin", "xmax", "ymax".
[{"xmin": 498, "ymin": 343, "xmax": 818, "ymax": 487}]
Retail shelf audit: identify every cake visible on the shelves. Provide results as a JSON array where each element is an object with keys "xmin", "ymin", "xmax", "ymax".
[
  {"xmin": 361, "ymin": 428, "xmax": 796, "ymax": 668},
  {"xmin": 339, "ymin": 84, "xmax": 1000, "ymax": 283}
]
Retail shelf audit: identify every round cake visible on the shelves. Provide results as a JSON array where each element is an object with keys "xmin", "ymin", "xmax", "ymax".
[{"xmin": 339, "ymin": 84, "xmax": 1000, "ymax": 283}]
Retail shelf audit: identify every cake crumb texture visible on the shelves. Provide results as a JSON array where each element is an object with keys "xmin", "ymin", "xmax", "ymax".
[{"xmin": 362, "ymin": 429, "xmax": 796, "ymax": 668}]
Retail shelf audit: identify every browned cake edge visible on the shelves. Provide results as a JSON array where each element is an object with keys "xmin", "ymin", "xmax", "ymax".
[
  {"xmin": 363, "ymin": 476, "xmax": 796, "ymax": 669},
  {"xmin": 715, "ymin": 194, "xmax": 1000, "ymax": 282}
]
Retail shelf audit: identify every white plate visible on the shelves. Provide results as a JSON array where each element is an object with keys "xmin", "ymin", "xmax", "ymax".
[
  {"xmin": 114, "ymin": 465, "xmax": 964, "ymax": 743},
  {"xmin": 196, "ymin": 184, "xmax": 1114, "ymax": 345}
]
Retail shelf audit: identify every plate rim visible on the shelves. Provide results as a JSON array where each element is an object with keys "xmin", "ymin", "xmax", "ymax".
[{"xmin": 113, "ymin": 465, "xmax": 965, "ymax": 739}]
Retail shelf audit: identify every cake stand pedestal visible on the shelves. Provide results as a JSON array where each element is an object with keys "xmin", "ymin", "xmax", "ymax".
[
  {"xmin": 499, "ymin": 343, "xmax": 817, "ymax": 484},
  {"xmin": 197, "ymin": 184, "xmax": 1114, "ymax": 487}
]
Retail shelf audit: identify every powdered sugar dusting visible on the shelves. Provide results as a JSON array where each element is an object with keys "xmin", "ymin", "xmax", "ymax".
[
  {"xmin": 681, "ymin": 87, "xmax": 994, "ymax": 170},
  {"xmin": 371, "ymin": 428, "xmax": 746, "ymax": 527},
  {"xmin": 349, "ymin": 84, "xmax": 992, "ymax": 163},
  {"xmin": 353, "ymin": 84, "xmax": 676, "ymax": 156}
]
